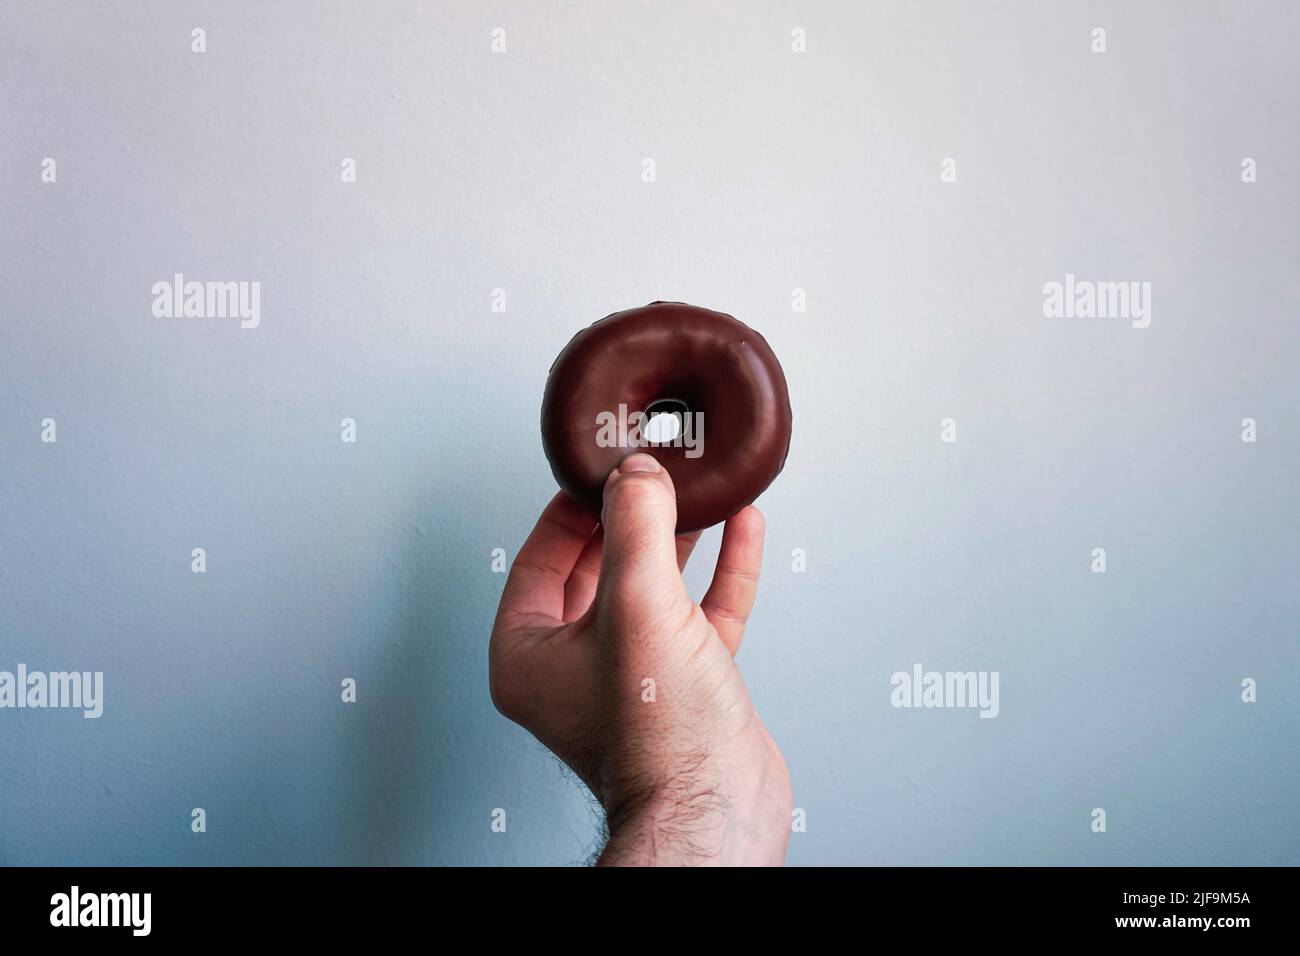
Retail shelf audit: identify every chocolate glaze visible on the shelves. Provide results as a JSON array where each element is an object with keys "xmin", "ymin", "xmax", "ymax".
[{"xmin": 541, "ymin": 301, "xmax": 792, "ymax": 533}]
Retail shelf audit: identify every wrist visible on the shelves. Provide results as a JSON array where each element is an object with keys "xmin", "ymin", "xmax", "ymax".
[{"xmin": 597, "ymin": 759, "xmax": 791, "ymax": 866}]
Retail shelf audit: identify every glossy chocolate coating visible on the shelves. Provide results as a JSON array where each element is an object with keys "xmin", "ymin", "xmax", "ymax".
[{"xmin": 541, "ymin": 302, "xmax": 792, "ymax": 533}]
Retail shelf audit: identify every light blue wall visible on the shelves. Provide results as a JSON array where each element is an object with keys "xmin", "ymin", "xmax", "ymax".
[{"xmin": 1, "ymin": 1, "xmax": 1296, "ymax": 865}]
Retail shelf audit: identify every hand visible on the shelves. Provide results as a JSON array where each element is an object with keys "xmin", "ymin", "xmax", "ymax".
[{"xmin": 489, "ymin": 454, "xmax": 792, "ymax": 865}]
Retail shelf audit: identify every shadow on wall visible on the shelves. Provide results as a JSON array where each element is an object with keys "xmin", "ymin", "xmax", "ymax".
[{"xmin": 336, "ymin": 501, "xmax": 473, "ymax": 865}]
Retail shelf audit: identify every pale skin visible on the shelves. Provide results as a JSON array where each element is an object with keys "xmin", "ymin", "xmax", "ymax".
[{"xmin": 489, "ymin": 453, "xmax": 792, "ymax": 865}]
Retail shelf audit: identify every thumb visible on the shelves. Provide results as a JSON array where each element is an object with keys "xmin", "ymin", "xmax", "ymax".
[{"xmin": 595, "ymin": 453, "xmax": 690, "ymax": 618}]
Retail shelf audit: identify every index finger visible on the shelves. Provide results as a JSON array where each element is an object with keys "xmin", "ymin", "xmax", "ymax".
[{"xmin": 495, "ymin": 492, "xmax": 598, "ymax": 632}]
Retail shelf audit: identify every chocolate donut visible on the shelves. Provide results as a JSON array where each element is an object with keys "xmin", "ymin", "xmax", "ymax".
[{"xmin": 541, "ymin": 301, "xmax": 792, "ymax": 533}]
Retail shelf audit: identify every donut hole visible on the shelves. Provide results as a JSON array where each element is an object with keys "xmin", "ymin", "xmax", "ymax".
[{"xmin": 643, "ymin": 398, "xmax": 689, "ymax": 445}]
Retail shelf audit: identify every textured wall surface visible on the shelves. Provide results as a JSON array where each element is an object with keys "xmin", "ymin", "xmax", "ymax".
[{"xmin": 1, "ymin": 1, "xmax": 1297, "ymax": 865}]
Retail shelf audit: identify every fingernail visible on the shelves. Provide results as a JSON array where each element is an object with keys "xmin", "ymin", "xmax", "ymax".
[{"xmin": 617, "ymin": 453, "xmax": 660, "ymax": 475}]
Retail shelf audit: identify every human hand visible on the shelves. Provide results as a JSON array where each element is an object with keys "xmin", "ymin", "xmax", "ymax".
[{"xmin": 489, "ymin": 453, "xmax": 791, "ymax": 865}]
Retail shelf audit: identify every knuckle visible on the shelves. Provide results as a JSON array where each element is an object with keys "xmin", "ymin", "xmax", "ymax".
[
  {"xmin": 602, "ymin": 478, "xmax": 675, "ymax": 528},
  {"xmin": 605, "ymin": 472, "xmax": 667, "ymax": 507},
  {"xmin": 487, "ymin": 658, "xmax": 524, "ymax": 722}
]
